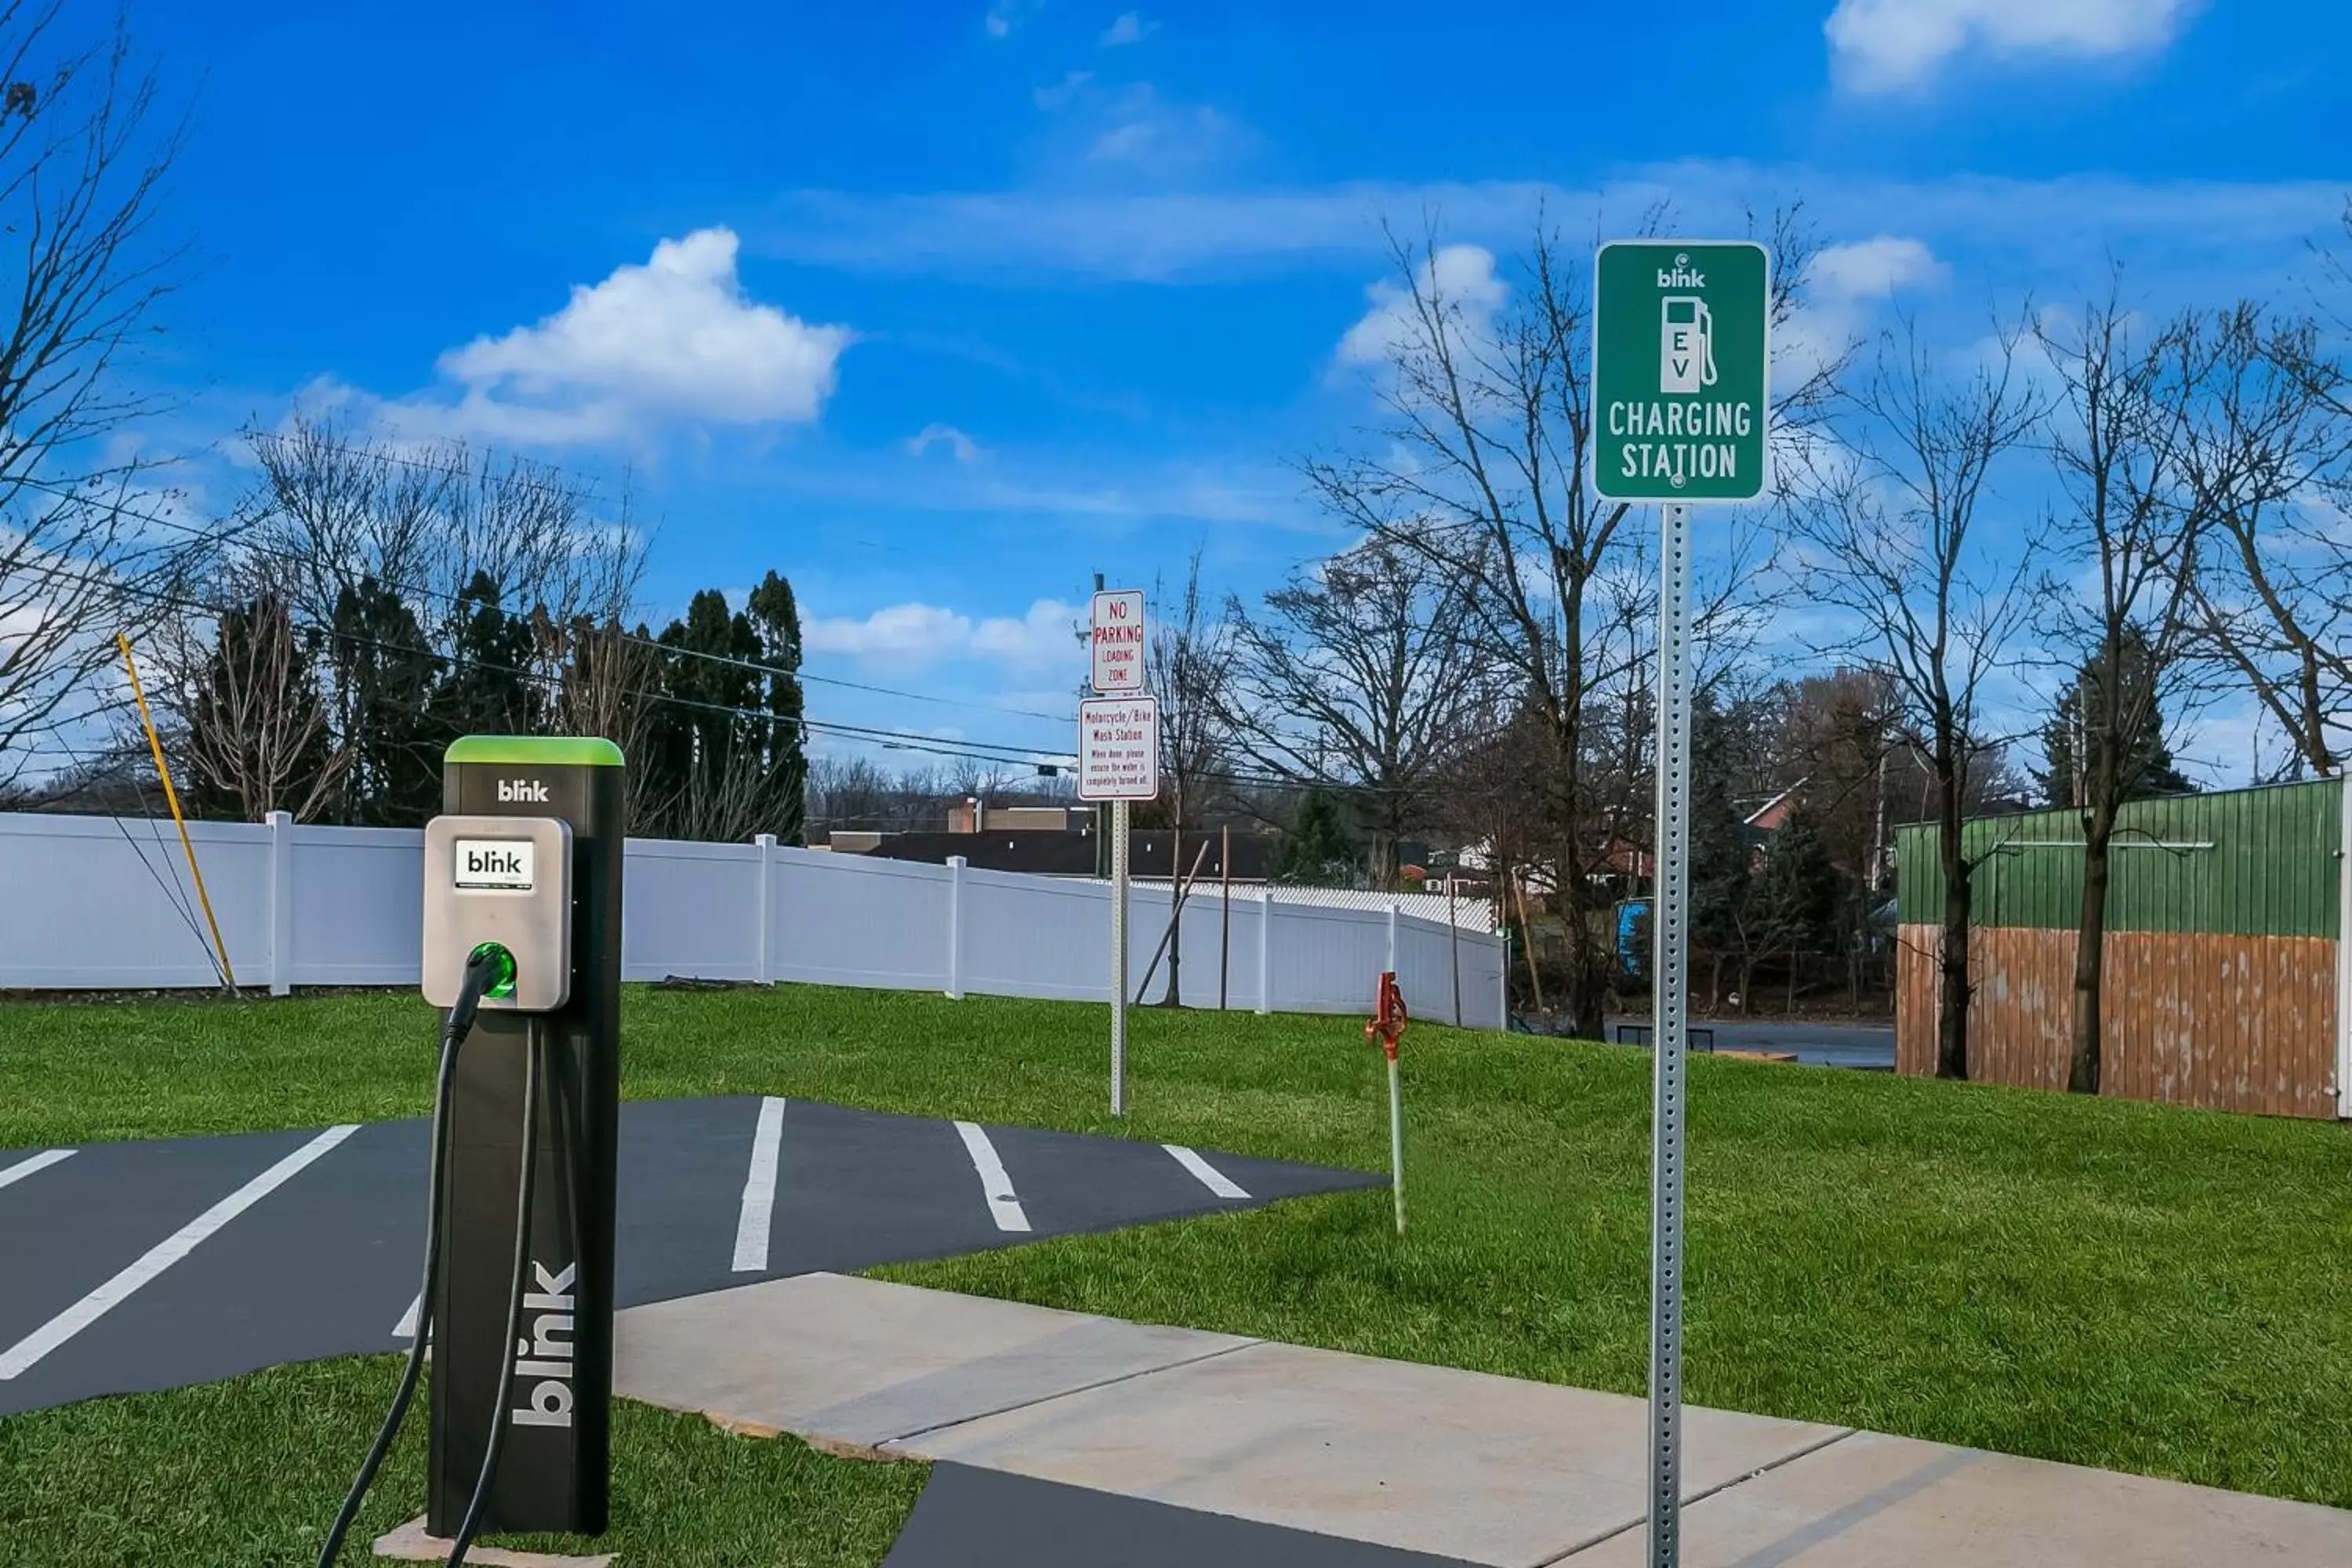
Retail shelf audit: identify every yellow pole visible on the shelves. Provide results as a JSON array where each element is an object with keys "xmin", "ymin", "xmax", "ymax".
[{"xmin": 117, "ymin": 633, "xmax": 238, "ymax": 993}]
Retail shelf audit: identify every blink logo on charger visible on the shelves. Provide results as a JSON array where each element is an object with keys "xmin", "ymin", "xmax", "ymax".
[
  {"xmin": 456, "ymin": 839, "xmax": 536, "ymax": 891},
  {"xmin": 498, "ymin": 779, "xmax": 550, "ymax": 803}
]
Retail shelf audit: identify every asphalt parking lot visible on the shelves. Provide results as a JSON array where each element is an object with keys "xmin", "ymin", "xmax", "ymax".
[{"xmin": 0, "ymin": 1095, "xmax": 1380, "ymax": 1417}]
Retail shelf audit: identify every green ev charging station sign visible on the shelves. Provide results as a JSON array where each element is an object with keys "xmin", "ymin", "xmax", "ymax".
[{"xmin": 1592, "ymin": 241, "xmax": 1770, "ymax": 501}]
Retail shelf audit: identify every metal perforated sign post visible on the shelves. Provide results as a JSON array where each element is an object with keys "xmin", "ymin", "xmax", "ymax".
[
  {"xmin": 1080, "ymin": 612, "xmax": 1156, "ymax": 1117},
  {"xmin": 1647, "ymin": 502, "xmax": 1696, "ymax": 1566},
  {"xmin": 1594, "ymin": 239, "xmax": 1769, "ymax": 1568},
  {"xmin": 1109, "ymin": 797, "xmax": 1129, "ymax": 1115}
]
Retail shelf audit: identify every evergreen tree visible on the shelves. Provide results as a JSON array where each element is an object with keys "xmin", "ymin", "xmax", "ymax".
[
  {"xmin": 430, "ymin": 570, "xmax": 542, "ymax": 746},
  {"xmin": 1273, "ymin": 786, "xmax": 1361, "ymax": 886},
  {"xmin": 2035, "ymin": 633, "xmax": 2194, "ymax": 807},
  {"xmin": 746, "ymin": 570, "xmax": 808, "ymax": 845},
  {"xmin": 1754, "ymin": 804, "xmax": 1841, "ymax": 961},
  {"xmin": 331, "ymin": 577, "xmax": 441, "ymax": 826},
  {"xmin": 638, "ymin": 572, "xmax": 808, "ymax": 841},
  {"xmin": 1686, "ymin": 700, "xmax": 1756, "ymax": 983}
]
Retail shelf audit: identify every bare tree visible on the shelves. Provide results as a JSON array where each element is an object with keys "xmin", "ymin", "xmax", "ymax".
[
  {"xmin": 539, "ymin": 612, "xmax": 659, "ymax": 807},
  {"xmin": 235, "ymin": 416, "xmax": 651, "ymax": 820},
  {"xmin": 245, "ymin": 416, "xmax": 452, "ymax": 639},
  {"xmin": 532, "ymin": 483, "xmax": 654, "ymax": 815},
  {"xmin": 1149, "ymin": 550, "xmax": 1234, "ymax": 832},
  {"xmin": 246, "ymin": 414, "xmax": 623, "ymax": 653},
  {"xmin": 806, "ymin": 753, "xmax": 895, "ymax": 833},
  {"xmin": 2183, "ymin": 307, "xmax": 2352, "ymax": 776},
  {"xmin": 154, "ymin": 558, "xmax": 348, "ymax": 822},
  {"xmin": 2036, "ymin": 294, "xmax": 2215, "ymax": 1095},
  {"xmin": 0, "ymin": 6, "xmax": 203, "ymax": 788},
  {"xmin": 1142, "ymin": 550, "xmax": 1236, "ymax": 1005},
  {"xmin": 1304, "ymin": 211, "xmax": 1828, "ymax": 1036},
  {"xmin": 1791, "ymin": 316, "xmax": 2045, "ymax": 1079},
  {"xmin": 648, "ymin": 735, "xmax": 778, "ymax": 845},
  {"xmin": 1223, "ymin": 539, "xmax": 1499, "ymax": 884}
]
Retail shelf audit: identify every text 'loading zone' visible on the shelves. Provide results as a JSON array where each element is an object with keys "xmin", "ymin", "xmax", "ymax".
[{"xmin": 1592, "ymin": 241, "xmax": 1769, "ymax": 503}]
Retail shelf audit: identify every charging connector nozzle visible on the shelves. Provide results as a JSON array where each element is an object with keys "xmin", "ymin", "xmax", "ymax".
[{"xmin": 444, "ymin": 942, "xmax": 514, "ymax": 1045}]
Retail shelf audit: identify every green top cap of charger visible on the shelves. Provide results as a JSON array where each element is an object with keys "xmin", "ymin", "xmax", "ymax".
[{"xmin": 445, "ymin": 735, "xmax": 626, "ymax": 768}]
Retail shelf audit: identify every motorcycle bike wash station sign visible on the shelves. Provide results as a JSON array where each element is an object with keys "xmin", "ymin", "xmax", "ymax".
[
  {"xmin": 1077, "ymin": 696, "xmax": 1159, "ymax": 802},
  {"xmin": 1592, "ymin": 241, "xmax": 1769, "ymax": 502}
]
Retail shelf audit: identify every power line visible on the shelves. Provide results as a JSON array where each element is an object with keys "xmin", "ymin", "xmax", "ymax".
[
  {"xmin": 15, "ymin": 557, "xmax": 1445, "ymax": 803},
  {"xmin": 11, "ymin": 471, "xmax": 1078, "ymax": 726},
  {"xmin": 11, "ymin": 553, "xmax": 1084, "ymax": 779}
]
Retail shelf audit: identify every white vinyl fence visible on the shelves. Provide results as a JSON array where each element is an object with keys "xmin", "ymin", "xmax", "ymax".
[
  {"xmin": 0, "ymin": 812, "xmax": 1507, "ymax": 1027},
  {"xmin": 1129, "ymin": 878, "xmax": 1498, "ymax": 932}
]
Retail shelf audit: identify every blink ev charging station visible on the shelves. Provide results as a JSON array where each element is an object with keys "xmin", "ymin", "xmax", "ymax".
[{"xmin": 319, "ymin": 735, "xmax": 624, "ymax": 1566}]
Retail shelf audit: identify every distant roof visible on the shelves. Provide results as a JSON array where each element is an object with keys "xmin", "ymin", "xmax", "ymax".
[
  {"xmin": 861, "ymin": 829, "xmax": 1278, "ymax": 880},
  {"xmin": 1743, "ymin": 779, "xmax": 1806, "ymax": 829}
]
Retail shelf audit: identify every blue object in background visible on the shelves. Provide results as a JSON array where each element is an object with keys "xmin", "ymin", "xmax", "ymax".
[{"xmin": 1617, "ymin": 898, "xmax": 1650, "ymax": 978}]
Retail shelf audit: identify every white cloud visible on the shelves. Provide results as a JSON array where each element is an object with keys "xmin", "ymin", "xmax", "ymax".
[
  {"xmin": 1100, "ymin": 10, "xmax": 1156, "ymax": 45},
  {"xmin": 756, "ymin": 168, "xmax": 2337, "ymax": 287},
  {"xmin": 984, "ymin": 0, "xmax": 1037, "ymax": 38},
  {"xmin": 1033, "ymin": 69, "xmax": 1094, "ymax": 110},
  {"xmin": 426, "ymin": 227, "xmax": 853, "ymax": 444},
  {"xmin": 1337, "ymin": 243, "xmax": 1507, "ymax": 365},
  {"xmin": 905, "ymin": 423, "xmax": 982, "ymax": 462},
  {"xmin": 1809, "ymin": 234, "xmax": 1946, "ymax": 298},
  {"xmin": 804, "ymin": 597, "xmax": 1082, "ymax": 673},
  {"xmin": 1779, "ymin": 235, "xmax": 1947, "ymax": 387},
  {"xmin": 971, "ymin": 599, "xmax": 1080, "ymax": 670},
  {"xmin": 804, "ymin": 604, "xmax": 974, "ymax": 666},
  {"xmin": 1085, "ymin": 85, "xmax": 1251, "ymax": 176},
  {"xmin": 1825, "ymin": 0, "xmax": 2202, "ymax": 94}
]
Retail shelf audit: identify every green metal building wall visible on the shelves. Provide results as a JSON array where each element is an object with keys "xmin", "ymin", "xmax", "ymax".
[
  {"xmin": 1893, "ymin": 779, "xmax": 2346, "ymax": 1118},
  {"xmin": 1893, "ymin": 779, "xmax": 2340, "ymax": 938}
]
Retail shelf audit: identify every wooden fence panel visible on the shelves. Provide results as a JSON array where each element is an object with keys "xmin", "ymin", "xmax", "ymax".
[{"xmin": 1894, "ymin": 923, "xmax": 2338, "ymax": 1118}]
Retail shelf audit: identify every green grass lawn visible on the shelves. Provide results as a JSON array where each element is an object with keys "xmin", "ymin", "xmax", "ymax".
[
  {"xmin": 0, "ymin": 1353, "xmax": 923, "ymax": 1566},
  {"xmin": 5, "ymin": 982, "xmax": 2352, "ymax": 1543}
]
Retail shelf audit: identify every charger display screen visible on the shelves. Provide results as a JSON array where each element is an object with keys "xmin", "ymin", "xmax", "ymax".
[{"xmin": 454, "ymin": 839, "xmax": 535, "ymax": 891}]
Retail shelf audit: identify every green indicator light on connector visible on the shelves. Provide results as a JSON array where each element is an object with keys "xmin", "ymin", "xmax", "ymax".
[{"xmin": 471, "ymin": 942, "xmax": 518, "ymax": 1000}]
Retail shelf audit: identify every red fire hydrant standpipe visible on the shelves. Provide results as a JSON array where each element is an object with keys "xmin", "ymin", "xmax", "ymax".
[{"xmin": 1367, "ymin": 971, "xmax": 1408, "ymax": 1236}]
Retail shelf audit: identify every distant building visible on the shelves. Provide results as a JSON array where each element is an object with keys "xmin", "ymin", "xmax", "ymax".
[
  {"xmin": 854, "ymin": 826, "xmax": 1279, "ymax": 882},
  {"xmin": 942, "ymin": 801, "xmax": 1084, "ymax": 834}
]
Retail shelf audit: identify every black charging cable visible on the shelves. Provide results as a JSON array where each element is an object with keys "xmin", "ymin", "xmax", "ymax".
[
  {"xmin": 441, "ymin": 1014, "xmax": 544, "ymax": 1565},
  {"xmin": 314, "ymin": 945, "xmax": 508, "ymax": 1567}
]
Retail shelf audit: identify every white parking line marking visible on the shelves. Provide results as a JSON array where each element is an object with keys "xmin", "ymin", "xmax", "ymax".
[
  {"xmin": 953, "ymin": 1121, "xmax": 1032, "ymax": 1232},
  {"xmin": 1164, "ymin": 1144, "xmax": 1250, "ymax": 1200},
  {"xmin": 0, "ymin": 1149, "xmax": 75, "ymax": 1192},
  {"xmin": 731, "ymin": 1096, "xmax": 788, "ymax": 1272},
  {"xmin": 393, "ymin": 1292, "xmax": 422, "ymax": 1341},
  {"xmin": 0, "ymin": 1124, "xmax": 358, "ymax": 1381}
]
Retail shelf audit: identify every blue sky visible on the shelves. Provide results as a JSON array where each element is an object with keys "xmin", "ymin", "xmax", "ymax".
[{"xmin": 115, "ymin": 0, "xmax": 2350, "ymax": 775}]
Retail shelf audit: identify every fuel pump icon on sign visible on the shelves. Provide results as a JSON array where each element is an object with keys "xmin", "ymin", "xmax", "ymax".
[{"xmin": 1660, "ymin": 296, "xmax": 1716, "ymax": 395}]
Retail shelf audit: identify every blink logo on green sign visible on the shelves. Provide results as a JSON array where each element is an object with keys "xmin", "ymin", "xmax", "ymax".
[{"xmin": 1592, "ymin": 241, "xmax": 1770, "ymax": 502}]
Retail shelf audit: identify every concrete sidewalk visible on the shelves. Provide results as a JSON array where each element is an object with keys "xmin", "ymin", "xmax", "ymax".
[{"xmin": 614, "ymin": 1274, "xmax": 2352, "ymax": 1567}]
